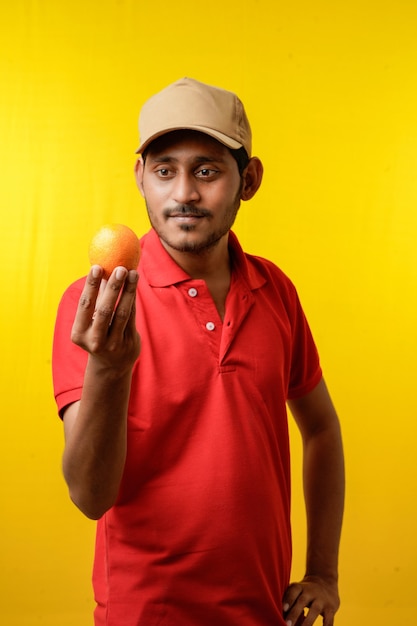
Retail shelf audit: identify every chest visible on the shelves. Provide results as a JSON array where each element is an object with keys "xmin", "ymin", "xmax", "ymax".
[{"xmin": 132, "ymin": 277, "xmax": 293, "ymax": 407}]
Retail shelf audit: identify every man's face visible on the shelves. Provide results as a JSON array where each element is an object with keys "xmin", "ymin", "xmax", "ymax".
[{"xmin": 135, "ymin": 131, "xmax": 243, "ymax": 256}]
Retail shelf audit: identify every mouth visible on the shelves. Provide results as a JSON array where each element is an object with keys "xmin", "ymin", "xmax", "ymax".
[
  {"xmin": 169, "ymin": 214, "xmax": 204, "ymax": 222},
  {"xmin": 165, "ymin": 205, "xmax": 211, "ymax": 221}
]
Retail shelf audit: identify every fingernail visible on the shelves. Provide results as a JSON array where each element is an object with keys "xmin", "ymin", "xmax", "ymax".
[
  {"xmin": 115, "ymin": 267, "xmax": 127, "ymax": 280},
  {"xmin": 92, "ymin": 265, "xmax": 101, "ymax": 278},
  {"xmin": 128, "ymin": 270, "xmax": 138, "ymax": 283},
  {"xmin": 283, "ymin": 603, "xmax": 289, "ymax": 612},
  {"xmin": 286, "ymin": 621, "xmax": 292, "ymax": 626}
]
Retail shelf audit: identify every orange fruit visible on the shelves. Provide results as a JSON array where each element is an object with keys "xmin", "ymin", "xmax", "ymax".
[{"xmin": 88, "ymin": 223, "xmax": 141, "ymax": 279}]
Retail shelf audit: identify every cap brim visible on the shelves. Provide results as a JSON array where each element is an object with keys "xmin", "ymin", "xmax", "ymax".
[{"xmin": 135, "ymin": 125, "xmax": 243, "ymax": 154}]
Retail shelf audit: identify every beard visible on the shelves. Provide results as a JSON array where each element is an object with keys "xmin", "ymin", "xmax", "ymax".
[{"xmin": 145, "ymin": 185, "xmax": 242, "ymax": 255}]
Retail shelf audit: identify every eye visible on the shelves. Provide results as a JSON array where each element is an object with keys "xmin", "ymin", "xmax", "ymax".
[
  {"xmin": 156, "ymin": 168, "xmax": 172, "ymax": 178},
  {"xmin": 195, "ymin": 168, "xmax": 219, "ymax": 178}
]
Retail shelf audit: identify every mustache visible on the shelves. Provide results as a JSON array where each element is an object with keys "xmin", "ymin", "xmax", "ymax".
[{"xmin": 164, "ymin": 204, "xmax": 212, "ymax": 218}]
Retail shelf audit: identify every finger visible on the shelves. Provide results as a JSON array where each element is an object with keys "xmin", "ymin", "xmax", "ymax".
[
  {"xmin": 285, "ymin": 605, "xmax": 308, "ymax": 626},
  {"xmin": 108, "ymin": 270, "xmax": 138, "ymax": 335},
  {"xmin": 72, "ymin": 265, "xmax": 103, "ymax": 335},
  {"xmin": 302, "ymin": 606, "xmax": 320, "ymax": 626},
  {"xmin": 283, "ymin": 583, "xmax": 303, "ymax": 613},
  {"xmin": 322, "ymin": 609, "xmax": 335, "ymax": 626},
  {"xmin": 296, "ymin": 599, "xmax": 334, "ymax": 626},
  {"xmin": 93, "ymin": 267, "xmax": 128, "ymax": 330},
  {"xmin": 96, "ymin": 273, "xmax": 108, "ymax": 306},
  {"xmin": 284, "ymin": 610, "xmax": 306, "ymax": 626}
]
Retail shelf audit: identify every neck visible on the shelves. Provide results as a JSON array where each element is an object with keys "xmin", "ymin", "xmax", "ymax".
[
  {"xmin": 161, "ymin": 233, "xmax": 232, "ymax": 320},
  {"xmin": 161, "ymin": 232, "xmax": 231, "ymax": 281}
]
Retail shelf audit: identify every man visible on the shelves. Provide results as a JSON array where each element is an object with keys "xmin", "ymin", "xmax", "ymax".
[{"xmin": 52, "ymin": 77, "xmax": 344, "ymax": 626}]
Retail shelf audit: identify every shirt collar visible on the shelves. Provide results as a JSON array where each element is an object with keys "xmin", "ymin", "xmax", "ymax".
[{"xmin": 140, "ymin": 228, "xmax": 266, "ymax": 291}]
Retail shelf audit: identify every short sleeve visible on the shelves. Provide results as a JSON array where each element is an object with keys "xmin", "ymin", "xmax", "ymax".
[
  {"xmin": 52, "ymin": 277, "xmax": 88, "ymax": 418},
  {"xmin": 287, "ymin": 289, "xmax": 322, "ymax": 400}
]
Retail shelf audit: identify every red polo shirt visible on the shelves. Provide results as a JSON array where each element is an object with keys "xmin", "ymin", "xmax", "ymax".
[{"xmin": 52, "ymin": 228, "xmax": 322, "ymax": 626}]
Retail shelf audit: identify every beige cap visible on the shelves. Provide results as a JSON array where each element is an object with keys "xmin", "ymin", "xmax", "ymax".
[{"xmin": 136, "ymin": 77, "xmax": 252, "ymax": 156}]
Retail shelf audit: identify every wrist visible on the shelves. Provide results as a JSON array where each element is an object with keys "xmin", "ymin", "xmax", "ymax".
[
  {"xmin": 303, "ymin": 572, "xmax": 339, "ymax": 587},
  {"xmin": 87, "ymin": 354, "xmax": 136, "ymax": 382}
]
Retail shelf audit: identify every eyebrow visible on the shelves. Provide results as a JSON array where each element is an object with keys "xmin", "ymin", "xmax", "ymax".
[{"xmin": 147, "ymin": 155, "xmax": 226, "ymax": 165}]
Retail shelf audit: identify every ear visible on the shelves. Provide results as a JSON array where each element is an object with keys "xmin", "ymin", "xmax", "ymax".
[
  {"xmin": 240, "ymin": 157, "xmax": 263, "ymax": 201},
  {"xmin": 134, "ymin": 158, "xmax": 145, "ymax": 197}
]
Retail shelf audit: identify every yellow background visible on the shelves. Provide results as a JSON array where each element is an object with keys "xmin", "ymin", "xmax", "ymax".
[{"xmin": 1, "ymin": 1, "xmax": 416, "ymax": 624}]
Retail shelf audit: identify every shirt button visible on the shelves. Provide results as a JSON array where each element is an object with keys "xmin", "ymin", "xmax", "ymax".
[
  {"xmin": 188, "ymin": 287, "xmax": 198, "ymax": 297},
  {"xmin": 205, "ymin": 321, "xmax": 215, "ymax": 331}
]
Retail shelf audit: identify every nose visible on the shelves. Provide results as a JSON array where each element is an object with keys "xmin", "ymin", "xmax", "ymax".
[{"xmin": 172, "ymin": 173, "xmax": 200, "ymax": 205}]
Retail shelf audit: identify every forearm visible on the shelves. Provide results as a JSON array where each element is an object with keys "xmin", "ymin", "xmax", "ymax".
[
  {"xmin": 285, "ymin": 380, "xmax": 344, "ymax": 623},
  {"xmin": 302, "ymin": 422, "xmax": 345, "ymax": 582},
  {"xmin": 60, "ymin": 265, "xmax": 140, "ymax": 519},
  {"xmin": 62, "ymin": 358, "xmax": 133, "ymax": 519}
]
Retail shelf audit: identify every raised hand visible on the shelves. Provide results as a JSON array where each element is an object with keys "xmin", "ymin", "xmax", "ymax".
[{"xmin": 71, "ymin": 264, "xmax": 140, "ymax": 372}]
